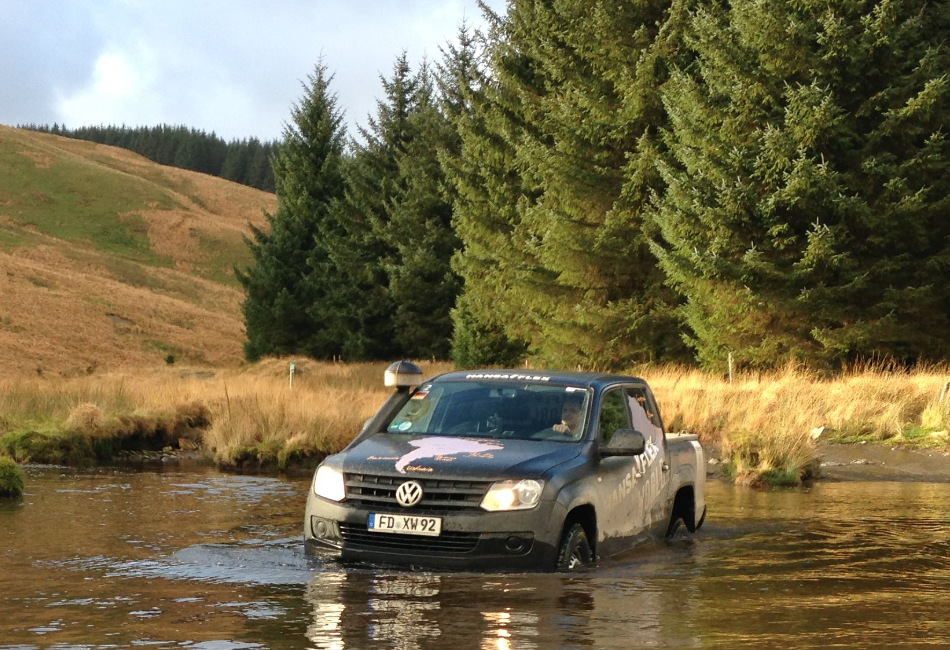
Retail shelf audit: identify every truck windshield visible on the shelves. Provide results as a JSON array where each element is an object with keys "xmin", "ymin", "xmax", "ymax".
[{"xmin": 385, "ymin": 381, "xmax": 591, "ymax": 442}]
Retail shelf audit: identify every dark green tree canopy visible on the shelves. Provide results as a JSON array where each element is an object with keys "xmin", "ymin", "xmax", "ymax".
[
  {"xmin": 238, "ymin": 62, "xmax": 347, "ymax": 361},
  {"xmin": 320, "ymin": 54, "xmax": 461, "ymax": 361},
  {"xmin": 440, "ymin": 16, "xmax": 535, "ymax": 367},
  {"xmin": 446, "ymin": 0, "xmax": 690, "ymax": 370},
  {"xmin": 236, "ymin": 1, "xmax": 950, "ymax": 371},
  {"xmin": 25, "ymin": 123, "xmax": 276, "ymax": 191},
  {"xmin": 650, "ymin": 0, "xmax": 950, "ymax": 370}
]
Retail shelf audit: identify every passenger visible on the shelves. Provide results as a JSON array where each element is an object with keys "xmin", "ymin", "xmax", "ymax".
[{"xmin": 553, "ymin": 394, "xmax": 583, "ymax": 437}]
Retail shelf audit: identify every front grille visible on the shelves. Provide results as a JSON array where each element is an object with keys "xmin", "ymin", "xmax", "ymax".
[
  {"xmin": 339, "ymin": 523, "xmax": 480, "ymax": 554},
  {"xmin": 345, "ymin": 474, "xmax": 491, "ymax": 512}
]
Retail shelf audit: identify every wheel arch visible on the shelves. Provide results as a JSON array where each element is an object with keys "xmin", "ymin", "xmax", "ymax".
[
  {"xmin": 669, "ymin": 485, "xmax": 697, "ymax": 534},
  {"xmin": 561, "ymin": 504, "xmax": 597, "ymax": 558}
]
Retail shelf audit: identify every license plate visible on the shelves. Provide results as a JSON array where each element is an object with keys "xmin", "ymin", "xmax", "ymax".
[{"xmin": 368, "ymin": 513, "xmax": 442, "ymax": 537}]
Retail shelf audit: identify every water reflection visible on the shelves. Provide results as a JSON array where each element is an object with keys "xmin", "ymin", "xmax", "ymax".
[
  {"xmin": 2, "ymin": 468, "xmax": 950, "ymax": 648},
  {"xmin": 0, "ymin": 466, "xmax": 311, "ymax": 649},
  {"xmin": 304, "ymin": 571, "xmax": 564, "ymax": 649},
  {"xmin": 303, "ymin": 568, "xmax": 699, "ymax": 649}
]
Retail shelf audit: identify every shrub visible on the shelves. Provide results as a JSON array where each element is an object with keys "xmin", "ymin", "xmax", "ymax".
[{"xmin": 0, "ymin": 456, "xmax": 25, "ymax": 498}]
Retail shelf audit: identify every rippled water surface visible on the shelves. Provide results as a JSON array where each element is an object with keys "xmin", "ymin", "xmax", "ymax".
[{"xmin": 1, "ymin": 465, "xmax": 948, "ymax": 648}]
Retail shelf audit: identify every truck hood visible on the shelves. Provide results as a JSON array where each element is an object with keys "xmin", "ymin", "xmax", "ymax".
[{"xmin": 338, "ymin": 433, "xmax": 582, "ymax": 479}]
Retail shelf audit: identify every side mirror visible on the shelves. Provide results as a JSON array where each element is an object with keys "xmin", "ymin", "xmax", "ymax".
[{"xmin": 601, "ymin": 429, "xmax": 646, "ymax": 457}]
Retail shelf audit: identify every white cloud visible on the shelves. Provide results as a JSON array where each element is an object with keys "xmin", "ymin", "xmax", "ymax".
[
  {"xmin": 93, "ymin": 52, "xmax": 141, "ymax": 99},
  {"xmin": 2, "ymin": 0, "xmax": 507, "ymax": 141}
]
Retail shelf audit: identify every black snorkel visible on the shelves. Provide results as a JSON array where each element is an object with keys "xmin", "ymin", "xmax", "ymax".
[{"xmin": 343, "ymin": 360, "xmax": 424, "ymax": 451}]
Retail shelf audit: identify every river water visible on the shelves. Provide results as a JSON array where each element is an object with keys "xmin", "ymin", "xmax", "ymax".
[{"xmin": 1, "ymin": 464, "xmax": 948, "ymax": 649}]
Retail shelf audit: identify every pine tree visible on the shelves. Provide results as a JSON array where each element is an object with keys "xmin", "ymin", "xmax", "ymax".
[
  {"xmin": 325, "ymin": 54, "xmax": 461, "ymax": 360},
  {"xmin": 441, "ymin": 14, "xmax": 536, "ymax": 366},
  {"xmin": 321, "ymin": 57, "xmax": 413, "ymax": 361},
  {"xmin": 651, "ymin": 0, "xmax": 950, "ymax": 370},
  {"xmin": 438, "ymin": 22, "xmax": 530, "ymax": 366},
  {"xmin": 504, "ymin": 0, "xmax": 691, "ymax": 368},
  {"xmin": 446, "ymin": 1, "xmax": 689, "ymax": 370},
  {"xmin": 384, "ymin": 64, "xmax": 461, "ymax": 359},
  {"xmin": 237, "ymin": 62, "xmax": 347, "ymax": 361},
  {"xmin": 221, "ymin": 138, "xmax": 249, "ymax": 184}
]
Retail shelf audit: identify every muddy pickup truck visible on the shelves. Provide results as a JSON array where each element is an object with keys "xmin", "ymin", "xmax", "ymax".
[{"xmin": 304, "ymin": 363, "xmax": 706, "ymax": 571}]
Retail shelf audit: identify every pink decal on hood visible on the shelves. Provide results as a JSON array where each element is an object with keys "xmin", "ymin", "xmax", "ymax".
[{"xmin": 395, "ymin": 437, "xmax": 504, "ymax": 474}]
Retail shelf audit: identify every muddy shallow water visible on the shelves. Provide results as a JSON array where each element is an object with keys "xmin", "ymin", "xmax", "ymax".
[{"xmin": 1, "ymin": 465, "xmax": 948, "ymax": 649}]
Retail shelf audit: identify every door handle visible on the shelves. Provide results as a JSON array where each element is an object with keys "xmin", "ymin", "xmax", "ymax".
[{"xmin": 662, "ymin": 463, "xmax": 670, "ymax": 472}]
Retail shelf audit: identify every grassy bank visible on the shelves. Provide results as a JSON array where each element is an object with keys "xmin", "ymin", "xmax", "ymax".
[
  {"xmin": 0, "ymin": 360, "xmax": 452, "ymax": 472},
  {"xmin": 0, "ymin": 126, "xmax": 275, "ymax": 375},
  {"xmin": 645, "ymin": 363, "xmax": 950, "ymax": 485},
  {"xmin": 1, "ymin": 360, "xmax": 947, "ymax": 485}
]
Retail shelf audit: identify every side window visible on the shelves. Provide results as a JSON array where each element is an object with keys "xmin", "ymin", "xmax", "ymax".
[
  {"xmin": 598, "ymin": 389, "xmax": 631, "ymax": 444},
  {"xmin": 626, "ymin": 387, "xmax": 664, "ymax": 446}
]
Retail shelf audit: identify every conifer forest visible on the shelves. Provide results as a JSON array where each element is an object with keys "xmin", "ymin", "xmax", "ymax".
[{"xmin": 48, "ymin": 1, "xmax": 950, "ymax": 372}]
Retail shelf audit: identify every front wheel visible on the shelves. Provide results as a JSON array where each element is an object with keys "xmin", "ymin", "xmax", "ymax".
[
  {"xmin": 666, "ymin": 516, "xmax": 688, "ymax": 540},
  {"xmin": 556, "ymin": 523, "xmax": 593, "ymax": 572}
]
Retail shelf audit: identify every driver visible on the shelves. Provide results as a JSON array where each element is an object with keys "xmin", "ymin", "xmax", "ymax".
[{"xmin": 553, "ymin": 393, "xmax": 583, "ymax": 437}]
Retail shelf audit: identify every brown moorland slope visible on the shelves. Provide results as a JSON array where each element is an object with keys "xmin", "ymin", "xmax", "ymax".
[{"xmin": 0, "ymin": 125, "xmax": 276, "ymax": 376}]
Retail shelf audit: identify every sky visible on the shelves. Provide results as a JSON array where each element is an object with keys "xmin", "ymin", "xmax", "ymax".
[{"xmin": 0, "ymin": 0, "xmax": 506, "ymax": 142}]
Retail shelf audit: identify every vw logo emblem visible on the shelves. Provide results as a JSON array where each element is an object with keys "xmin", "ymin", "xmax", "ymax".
[{"xmin": 395, "ymin": 480, "xmax": 424, "ymax": 508}]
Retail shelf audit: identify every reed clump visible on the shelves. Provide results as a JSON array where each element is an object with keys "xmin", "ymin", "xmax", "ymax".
[
  {"xmin": 201, "ymin": 358, "xmax": 453, "ymax": 470},
  {"xmin": 0, "ymin": 376, "xmax": 211, "ymax": 465},
  {"xmin": 0, "ymin": 456, "xmax": 25, "ymax": 498}
]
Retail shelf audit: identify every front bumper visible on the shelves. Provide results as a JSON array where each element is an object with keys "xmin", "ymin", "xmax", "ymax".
[{"xmin": 304, "ymin": 496, "xmax": 564, "ymax": 571}]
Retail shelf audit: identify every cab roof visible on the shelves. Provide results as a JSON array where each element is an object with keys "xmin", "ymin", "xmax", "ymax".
[{"xmin": 427, "ymin": 369, "xmax": 646, "ymax": 389}]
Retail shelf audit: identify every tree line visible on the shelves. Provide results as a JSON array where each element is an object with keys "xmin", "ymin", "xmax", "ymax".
[
  {"xmin": 243, "ymin": 0, "xmax": 950, "ymax": 372},
  {"xmin": 23, "ymin": 123, "xmax": 277, "ymax": 192},
  {"xmin": 50, "ymin": 0, "xmax": 950, "ymax": 373}
]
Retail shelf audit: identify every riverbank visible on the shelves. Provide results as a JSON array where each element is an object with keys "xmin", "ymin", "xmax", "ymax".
[
  {"xmin": 702, "ymin": 440, "xmax": 950, "ymax": 484},
  {"xmin": 137, "ymin": 439, "xmax": 950, "ymax": 484},
  {"xmin": 0, "ymin": 360, "xmax": 948, "ymax": 487}
]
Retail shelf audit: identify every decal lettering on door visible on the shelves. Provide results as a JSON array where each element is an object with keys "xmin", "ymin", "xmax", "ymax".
[{"xmin": 608, "ymin": 439, "xmax": 661, "ymax": 507}]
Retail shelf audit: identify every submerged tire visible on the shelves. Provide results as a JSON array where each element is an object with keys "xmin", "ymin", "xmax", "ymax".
[
  {"xmin": 556, "ymin": 523, "xmax": 593, "ymax": 572},
  {"xmin": 666, "ymin": 516, "xmax": 688, "ymax": 540}
]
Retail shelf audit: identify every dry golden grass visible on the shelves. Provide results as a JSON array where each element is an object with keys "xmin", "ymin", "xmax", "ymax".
[
  {"xmin": 206, "ymin": 359, "xmax": 458, "ymax": 468},
  {"xmin": 0, "ymin": 126, "xmax": 276, "ymax": 376},
  {"xmin": 0, "ymin": 359, "xmax": 454, "ymax": 469},
  {"xmin": 1, "ymin": 359, "xmax": 946, "ymax": 483},
  {"xmin": 640, "ymin": 363, "xmax": 950, "ymax": 484},
  {"xmin": 0, "ymin": 244, "xmax": 249, "ymax": 373}
]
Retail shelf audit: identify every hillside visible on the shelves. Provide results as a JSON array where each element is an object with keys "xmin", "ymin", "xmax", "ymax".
[{"xmin": 0, "ymin": 125, "xmax": 276, "ymax": 376}]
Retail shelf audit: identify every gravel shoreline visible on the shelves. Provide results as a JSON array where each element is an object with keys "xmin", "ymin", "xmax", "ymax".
[
  {"xmin": 816, "ymin": 442, "xmax": 950, "ymax": 482},
  {"xmin": 702, "ymin": 441, "xmax": 950, "ymax": 484}
]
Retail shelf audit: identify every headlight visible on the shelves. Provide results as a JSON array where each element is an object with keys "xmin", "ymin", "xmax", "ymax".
[
  {"xmin": 480, "ymin": 479, "xmax": 544, "ymax": 512},
  {"xmin": 312, "ymin": 465, "xmax": 345, "ymax": 502}
]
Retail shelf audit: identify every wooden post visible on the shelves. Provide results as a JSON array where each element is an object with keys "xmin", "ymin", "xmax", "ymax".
[
  {"xmin": 940, "ymin": 381, "xmax": 949, "ymax": 403},
  {"xmin": 728, "ymin": 352, "xmax": 734, "ymax": 384},
  {"xmin": 289, "ymin": 361, "xmax": 296, "ymax": 390}
]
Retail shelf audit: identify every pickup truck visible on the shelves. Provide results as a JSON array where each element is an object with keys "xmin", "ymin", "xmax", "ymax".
[{"xmin": 304, "ymin": 362, "xmax": 706, "ymax": 572}]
